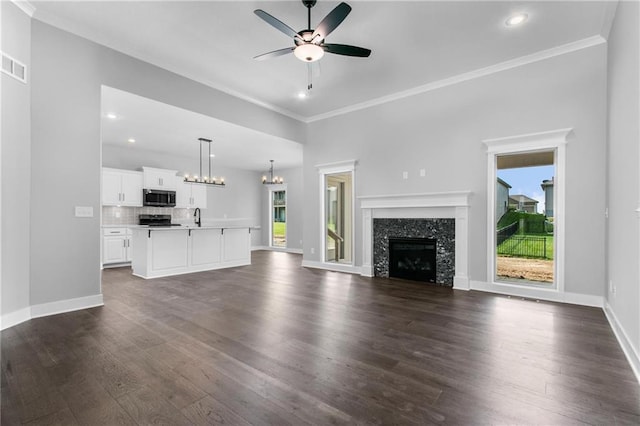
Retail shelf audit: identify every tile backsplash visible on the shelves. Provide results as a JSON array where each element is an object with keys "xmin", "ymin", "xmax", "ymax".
[{"xmin": 102, "ymin": 206, "xmax": 193, "ymax": 225}]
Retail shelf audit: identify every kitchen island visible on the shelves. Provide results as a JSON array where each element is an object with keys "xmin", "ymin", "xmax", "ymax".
[{"xmin": 131, "ymin": 225, "xmax": 251, "ymax": 279}]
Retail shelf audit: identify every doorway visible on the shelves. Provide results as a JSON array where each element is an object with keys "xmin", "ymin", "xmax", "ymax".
[{"xmin": 324, "ymin": 172, "xmax": 353, "ymax": 264}]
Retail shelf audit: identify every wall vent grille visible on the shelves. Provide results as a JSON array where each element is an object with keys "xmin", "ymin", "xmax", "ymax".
[{"xmin": 1, "ymin": 51, "xmax": 27, "ymax": 84}]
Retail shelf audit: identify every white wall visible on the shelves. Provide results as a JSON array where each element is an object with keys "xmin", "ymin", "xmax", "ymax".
[
  {"xmin": 304, "ymin": 43, "xmax": 608, "ymax": 298},
  {"xmin": 605, "ymin": 0, "xmax": 640, "ymax": 372},
  {"xmin": 1, "ymin": 2, "xmax": 31, "ymax": 325},
  {"xmin": 30, "ymin": 20, "xmax": 305, "ymax": 308}
]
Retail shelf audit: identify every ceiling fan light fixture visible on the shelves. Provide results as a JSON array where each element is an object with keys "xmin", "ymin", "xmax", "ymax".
[{"xmin": 294, "ymin": 43, "xmax": 324, "ymax": 62}]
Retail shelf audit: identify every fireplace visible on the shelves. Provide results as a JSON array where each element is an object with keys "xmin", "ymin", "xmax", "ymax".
[
  {"xmin": 359, "ymin": 191, "xmax": 471, "ymax": 290},
  {"xmin": 389, "ymin": 238, "xmax": 437, "ymax": 282}
]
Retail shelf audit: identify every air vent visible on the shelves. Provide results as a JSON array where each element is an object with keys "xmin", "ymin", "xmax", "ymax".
[{"xmin": 1, "ymin": 51, "xmax": 27, "ymax": 84}]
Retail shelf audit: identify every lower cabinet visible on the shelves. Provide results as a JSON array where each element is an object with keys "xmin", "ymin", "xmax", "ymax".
[
  {"xmin": 102, "ymin": 228, "xmax": 132, "ymax": 266},
  {"xmin": 132, "ymin": 227, "xmax": 250, "ymax": 279}
]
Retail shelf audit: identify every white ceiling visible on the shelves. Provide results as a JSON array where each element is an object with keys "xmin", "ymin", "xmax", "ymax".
[
  {"xmin": 32, "ymin": 1, "xmax": 614, "ymax": 170},
  {"xmin": 33, "ymin": 1, "xmax": 614, "ymax": 121},
  {"xmin": 101, "ymin": 86, "xmax": 303, "ymax": 171}
]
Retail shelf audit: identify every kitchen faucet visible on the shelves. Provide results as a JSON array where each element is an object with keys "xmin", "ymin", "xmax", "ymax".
[{"xmin": 194, "ymin": 208, "xmax": 201, "ymax": 227}]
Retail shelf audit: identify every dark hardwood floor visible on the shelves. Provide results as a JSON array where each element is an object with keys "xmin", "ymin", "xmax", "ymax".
[{"xmin": 2, "ymin": 250, "xmax": 639, "ymax": 425}]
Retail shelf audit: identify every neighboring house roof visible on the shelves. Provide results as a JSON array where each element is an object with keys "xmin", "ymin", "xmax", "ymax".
[
  {"xmin": 497, "ymin": 177, "xmax": 512, "ymax": 189},
  {"xmin": 509, "ymin": 194, "xmax": 539, "ymax": 204}
]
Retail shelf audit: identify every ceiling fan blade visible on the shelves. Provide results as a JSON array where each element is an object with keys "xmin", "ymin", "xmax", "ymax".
[
  {"xmin": 254, "ymin": 9, "xmax": 301, "ymax": 41},
  {"xmin": 323, "ymin": 43, "xmax": 371, "ymax": 57},
  {"xmin": 253, "ymin": 47, "xmax": 295, "ymax": 61},
  {"xmin": 312, "ymin": 2, "xmax": 351, "ymax": 41}
]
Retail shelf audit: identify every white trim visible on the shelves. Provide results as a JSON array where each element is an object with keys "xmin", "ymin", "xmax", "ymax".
[
  {"xmin": 267, "ymin": 183, "xmax": 288, "ymax": 250},
  {"xmin": 1, "ymin": 51, "xmax": 27, "ymax": 84},
  {"xmin": 604, "ymin": 302, "xmax": 640, "ymax": 384},
  {"xmin": 30, "ymin": 294, "xmax": 104, "ymax": 319},
  {"xmin": 306, "ymin": 36, "xmax": 605, "ymax": 123},
  {"xmin": 484, "ymin": 128, "xmax": 571, "ymax": 293},
  {"xmin": 10, "ymin": 0, "xmax": 35, "ymax": 17},
  {"xmin": 315, "ymin": 159, "xmax": 357, "ymax": 174},
  {"xmin": 483, "ymin": 128, "xmax": 573, "ymax": 153},
  {"xmin": 302, "ymin": 260, "xmax": 362, "ymax": 275},
  {"xmin": 359, "ymin": 191, "xmax": 471, "ymax": 209},
  {"xmin": 470, "ymin": 280, "xmax": 603, "ymax": 308},
  {"xmin": 1, "ymin": 307, "xmax": 31, "ymax": 331}
]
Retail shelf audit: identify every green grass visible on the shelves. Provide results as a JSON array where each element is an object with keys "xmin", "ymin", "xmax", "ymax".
[
  {"xmin": 273, "ymin": 222, "xmax": 286, "ymax": 237},
  {"xmin": 497, "ymin": 234, "xmax": 554, "ymax": 259}
]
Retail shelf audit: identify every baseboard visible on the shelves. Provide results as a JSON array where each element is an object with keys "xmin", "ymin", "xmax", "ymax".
[
  {"xmin": 251, "ymin": 246, "xmax": 303, "ymax": 254},
  {"xmin": 604, "ymin": 302, "xmax": 640, "ymax": 384},
  {"xmin": 469, "ymin": 280, "xmax": 603, "ymax": 307},
  {"xmin": 301, "ymin": 260, "xmax": 362, "ymax": 275},
  {"xmin": 1, "ymin": 307, "xmax": 31, "ymax": 331},
  {"xmin": 30, "ymin": 294, "xmax": 104, "ymax": 319}
]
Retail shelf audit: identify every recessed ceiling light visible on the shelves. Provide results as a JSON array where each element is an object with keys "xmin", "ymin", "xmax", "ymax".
[
  {"xmin": 106, "ymin": 113, "xmax": 118, "ymax": 119},
  {"xmin": 209, "ymin": 154, "xmax": 215, "ymax": 158},
  {"xmin": 127, "ymin": 138, "xmax": 135, "ymax": 143},
  {"xmin": 297, "ymin": 92, "xmax": 307, "ymax": 99},
  {"xmin": 506, "ymin": 13, "xmax": 528, "ymax": 27}
]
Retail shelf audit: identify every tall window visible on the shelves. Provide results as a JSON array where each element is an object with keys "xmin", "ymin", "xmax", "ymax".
[
  {"xmin": 270, "ymin": 189, "xmax": 286, "ymax": 248},
  {"xmin": 484, "ymin": 129, "xmax": 569, "ymax": 292}
]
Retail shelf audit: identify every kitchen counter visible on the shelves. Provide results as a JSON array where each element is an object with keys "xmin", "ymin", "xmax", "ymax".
[{"xmin": 130, "ymin": 226, "xmax": 251, "ymax": 279}]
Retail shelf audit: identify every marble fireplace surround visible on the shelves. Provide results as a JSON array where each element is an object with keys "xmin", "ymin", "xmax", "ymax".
[{"xmin": 359, "ymin": 191, "xmax": 472, "ymax": 290}]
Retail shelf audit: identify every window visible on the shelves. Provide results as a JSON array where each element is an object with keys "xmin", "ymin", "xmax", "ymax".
[
  {"xmin": 268, "ymin": 187, "xmax": 287, "ymax": 248},
  {"xmin": 484, "ymin": 129, "xmax": 570, "ymax": 292}
]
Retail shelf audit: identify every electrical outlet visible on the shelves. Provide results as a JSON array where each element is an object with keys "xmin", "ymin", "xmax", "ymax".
[
  {"xmin": 402, "ymin": 171, "xmax": 408, "ymax": 179},
  {"xmin": 310, "ymin": 247, "xmax": 315, "ymax": 254},
  {"xmin": 420, "ymin": 169, "xmax": 426, "ymax": 177},
  {"xmin": 609, "ymin": 280, "xmax": 616, "ymax": 294}
]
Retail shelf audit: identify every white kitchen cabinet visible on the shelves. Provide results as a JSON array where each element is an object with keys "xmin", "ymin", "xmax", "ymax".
[
  {"xmin": 143, "ymin": 167, "xmax": 177, "ymax": 190},
  {"xmin": 102, "ymin": 168, "xmax": 143, "ymax": 206},
  {"xmin": 175, "ymin": 178, "xmax": 207, "ymax": 209},
  {"xmin": 190, "ymin": 228, "xmax": 222, "ymax": 266},
  {"xmin": 223, "ymin": 228, "xmax": 251, "ymax": 263},
  {"xmin": 102, "ymin": 228, "xmax": 133, "ymax": 266},
  {"xmin": 131, "ymin": 226, "xmax": 251, "ymax": 279}
]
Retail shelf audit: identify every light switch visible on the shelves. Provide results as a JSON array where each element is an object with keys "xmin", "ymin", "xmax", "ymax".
[
  {"xmin": 402, "ymin": 171, "xmax": 409, "ymax": 179},
  {"xmin": 420, "ymin": 169, "xmax": 426, "ymax": 177},
  {"xmin": 75, "ymin": 206, "xmax": 94, "ymax": 217}
]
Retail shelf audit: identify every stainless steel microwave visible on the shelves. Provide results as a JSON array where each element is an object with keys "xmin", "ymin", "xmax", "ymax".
[{"xmin": 143, "ymin": 189, "xmax": 176, "ymax": 207}]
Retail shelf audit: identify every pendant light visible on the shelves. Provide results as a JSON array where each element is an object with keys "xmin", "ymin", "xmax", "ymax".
[
  {"xmin": 262, "ymin": 160, "xmax": 284, "ymax": 184},
  {"xmin": 184, "ymin": 138, "xmax": 225, "ymax": 186}
]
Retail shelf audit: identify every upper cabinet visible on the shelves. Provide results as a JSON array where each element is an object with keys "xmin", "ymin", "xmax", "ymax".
[
  {"xmin": 175, "ymin": 177, "xmax": 207, "ymax": 209},
  {"xmin": 143, "ymin": 167, "xmax": 177, "ymax": 190},
  {"xmin": 102, "ymin": 168, "xmax": 143, "ymax": 206}
]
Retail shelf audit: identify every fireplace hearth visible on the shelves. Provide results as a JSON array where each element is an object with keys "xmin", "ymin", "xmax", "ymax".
[{"xmin": 389, "ymin": 238, "xmax": 437, "ymax": 282}]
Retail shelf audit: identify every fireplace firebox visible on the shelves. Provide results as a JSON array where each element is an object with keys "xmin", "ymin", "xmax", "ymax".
[{"xmin": 389, "ymin": 237, "xmax": 437, "ymax": 283}]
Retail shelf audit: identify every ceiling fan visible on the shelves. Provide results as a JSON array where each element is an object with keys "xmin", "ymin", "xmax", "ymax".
[{"xmin": 253, "ymin": 0, "xmax": 372, "ymax": 63}]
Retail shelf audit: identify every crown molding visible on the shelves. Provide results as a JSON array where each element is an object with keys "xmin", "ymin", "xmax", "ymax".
[
  {"xmin": 305, "ymin": 35, "xmax": 606, "ymax": 123},
  {"xmin": 10, "ymin": 0, "xmax": 35, "ymax": 17}
]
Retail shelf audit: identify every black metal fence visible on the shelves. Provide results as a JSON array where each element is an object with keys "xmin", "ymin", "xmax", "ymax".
[
  {"xmin": 496, "ymin": 222, "xmax": 518, "ymax": 246},
  {"xmin": 497, "ymin": 235, "xmax": 548, "ymax": 259}
]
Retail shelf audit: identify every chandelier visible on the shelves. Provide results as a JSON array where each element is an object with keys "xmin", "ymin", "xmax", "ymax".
[
  {"xmin": 184, "ymin": 138, "xmax": 225, "ymax": 186},
  {"xmin": 262, "ymin": 160, "xmax": 284, "ymax": 185}
]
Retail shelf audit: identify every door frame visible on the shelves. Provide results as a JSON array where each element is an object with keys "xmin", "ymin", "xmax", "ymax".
[{"xmin": 317, "ymin": 160, "xmax": 357, "ymax": 266}]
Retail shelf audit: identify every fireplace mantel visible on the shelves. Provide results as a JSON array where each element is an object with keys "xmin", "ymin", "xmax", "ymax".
[{"xmin": 359, "ymin": 191, "xmax": 472, "ymax": 290}]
